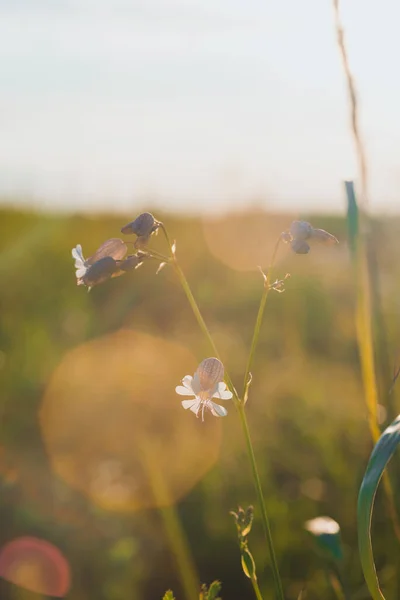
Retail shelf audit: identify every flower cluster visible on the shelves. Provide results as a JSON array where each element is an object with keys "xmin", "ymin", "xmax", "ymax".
[
  {"xmin": 72, "ymin": 213, "xmax": 161, "ymax": 290},
  {"xmin": 72, "ymin": 217, "xmax": 338, "ymax": 421}
]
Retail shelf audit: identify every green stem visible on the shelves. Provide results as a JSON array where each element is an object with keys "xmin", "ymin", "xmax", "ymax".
[
  {"xmin": 160, "ymin": 223, "xmax": 238, "ymax": 396},
  {"xmin": 251, "ymin": 577, "xmax": 264, "ymax": 600},
  {"xmin": 160, "ymin": 223, "xmax": 284, "ymax": 599},
  {"xmin": 238, "ymin": 403, "xmax": 284, "ymax": 600},
  {"xmin": 242, "ymin": 237, "xmax": 282, "ymax": 396}
]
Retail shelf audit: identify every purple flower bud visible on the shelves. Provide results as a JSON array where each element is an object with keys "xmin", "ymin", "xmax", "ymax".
[
  {"xmin": 121, "ymin": 213, "xmax": 160, "ymax": 237},
  {"xmin": 291, "ymin": 239, "xmax": 310, "ymax": 254},
  {"xmin": 81, "ymin": 256, "xmax": 118, "ymax": 288},
  {"xmin": 286, "ymin": 221, "xmax": 338, "ymax": 254},
  {"xmin": 290, "ymin": 221, "xmax": 313, "ymax": 241}
]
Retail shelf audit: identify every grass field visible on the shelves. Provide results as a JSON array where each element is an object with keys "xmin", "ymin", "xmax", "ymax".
[{"xmin": 1, "ymin": 206, "xmax": 400, "ymax": 599}]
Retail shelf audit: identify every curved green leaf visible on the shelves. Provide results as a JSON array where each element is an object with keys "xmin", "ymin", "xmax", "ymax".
[{"xmin": 358, "ymin": 414, "xmax": 400, "ymax": 600}]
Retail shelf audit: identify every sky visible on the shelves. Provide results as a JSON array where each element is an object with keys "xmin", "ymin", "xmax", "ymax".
[{"xmin": 0, "ymin": 0, "xmax": 400, "ymax": 214}]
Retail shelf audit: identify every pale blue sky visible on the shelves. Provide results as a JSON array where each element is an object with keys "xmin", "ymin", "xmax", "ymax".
[{"xmin": 0, "ymin": 0, "xmax": 399, "ymax": 214}]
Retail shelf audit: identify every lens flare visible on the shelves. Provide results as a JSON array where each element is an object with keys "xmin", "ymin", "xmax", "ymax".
[
  {"xmin": 40, "ymin": 331, "xmax": 223, "ymax": 512},
  {"xmin": 202, "ymin": 211, "xmax": 292, "ymax": 271},
  {"xmin": 0, "ymin": 537, "xmax": 70, "ymax": 597}
]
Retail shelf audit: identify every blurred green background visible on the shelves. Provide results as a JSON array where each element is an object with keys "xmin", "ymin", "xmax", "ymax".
[{"xmin": 1, "ymin": 206, "xmax": 400, "ymax": 600}]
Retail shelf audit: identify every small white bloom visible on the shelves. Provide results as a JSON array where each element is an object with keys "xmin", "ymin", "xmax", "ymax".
[
  {"xmin": 72, "ymin": 239, "xmax": 129, "ymax": 288},
  {"xmin": 72, "ymin": 244, "xmax": 88, "ymax": 285},
  {"xmin": 304, "ymin": 516, "xmax": 340, "ymax": 536},
  {"xmin": 176, "ymin": 357, "xmax": 233, "ymax": 421}
]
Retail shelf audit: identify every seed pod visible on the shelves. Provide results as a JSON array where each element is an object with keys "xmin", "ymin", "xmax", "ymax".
[
  {"xmin": 121, "ymin": 212, "xmax": 158, "ymax": 237},
  {"xmin": 290, "ymin": 221, "xmax": 313, "ymax": 241},
  {"xmin": 87, "ymin": 238, "xmax": 127, "ymax": 265},
  {"xmin": 82, "ymin": 256, "xmax": 118, "ymax": 287},
  {"xmin": 196, "ymin": 358, "xmax": 224, "ymax": 391}
]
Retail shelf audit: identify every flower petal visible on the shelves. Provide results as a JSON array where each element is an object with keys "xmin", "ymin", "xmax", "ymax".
[
  {"xmin": 191, "ymin": 373, "xmax": 201, "ymax": 395},
  {"xmin": 182, "ymin": 375, "xmax": 193, "ymax": 391},
  {"xmin": 291, "ymin": 239, "xmax": 310, "ymax": 254},
  {"xmin": 175, "ymin": 386, "xmax": 194, "ymax": 396},
  {"xmin": 196, "ymin": 357, "xmax": 224, "ymax": 391},
  {"xmin": 210, "ymin": 402, "xmax": 228, "ymax": 417},
  {"xmin": 311, "ymin": 228, "xmax": 339, "ymax": 245},
  {"xmin": 212, "ymin": 382, "xmax": 233, "ymax": 400},
  {"xmin": 72, "ymin": 245, "xmax": 84, "ymax": 261},
  {"xmin": 72, "ymin": 245, "xmax": 86, "ymax": 268},
  {"xmin": 181, "ymin": 399, "xmax": 201, "ymax": 414},
  {"xmin": 87, "ymin": 238, "xmax": 127, "ymax": 265}
]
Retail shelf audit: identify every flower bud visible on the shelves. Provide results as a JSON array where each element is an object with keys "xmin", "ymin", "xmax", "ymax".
[
  {"xmin": 121, "ymin": 213, "xmax": 159, "ymax": 237},
  {"xmin": 286, "ymin": 221, "xmax": 338, "ymax": 254},
  {"xmin": 241, "ymin": 506, "xmax": 254, "ymax": 537},
  {"xmin": 81, "ymin": 256, "xmax": 118, "ymax": 288},
  {"xmin": 291, "ymin": 239, "xmax": 310, "ymax": 254},
  {"xmin": 290, "ymin": 221, "xmax": 313, "ymax": 241}
]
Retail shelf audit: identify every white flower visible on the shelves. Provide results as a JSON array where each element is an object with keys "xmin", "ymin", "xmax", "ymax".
[
  {"xmin": 72, "ymin": 244, "xmax": 88, "ymax": 285},
  {"xmin": 176, "ymin": 357, "xmax": 233, "ymax": 421},
  {"xmin": 71, "ymin": 239, "xmax": 128, "ymax": 288},
  {"xmin": 304, "ymin": 516, "xmax": 340, "ymax": 536}
]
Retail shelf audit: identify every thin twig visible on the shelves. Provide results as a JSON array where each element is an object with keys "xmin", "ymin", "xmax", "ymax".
[{"xmin": 333, "ymin": 0, "xmax": 368, "ymax": 210}]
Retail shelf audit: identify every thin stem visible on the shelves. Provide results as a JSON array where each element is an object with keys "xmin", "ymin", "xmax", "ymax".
[
  {"xmin": 242, "ymin": 236, "xmax": 282, "ymax": 396},
  {"xmin": 160, "ymin": 223, "xmax": 238, "ymax": 396},
  {"xmin": 160, "ymin": 223, "xmax": 284, "ymax": 599},
  {"xmin": 124, "ymin": 240, "xmax": 171, "ymax": 263},
  {"xmin": 251, "ymin": 577, "xmax": 264, "ymax": 600},
  {"xmin": 238, "ymin": 403, "xmax": 284, "ymax": 600}
]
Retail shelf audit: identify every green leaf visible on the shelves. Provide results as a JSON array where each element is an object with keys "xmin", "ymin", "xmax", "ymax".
[
  {"xmin": 345, "ymin": 180, "xmax": 359, "ymax": 257},
  {"xmin": 162, "ymin": 591, "xmax": 176, "ymax": 600},
  {"xmin": 207, "ymin": 580, "xmax": 222, "ymax": 600},
  {"xmin": 358, "ymin": 414, "xmax": 400, "ymax": 600},
  {"xmin": 241, "ymin": 548, "xmax": 257, "ymax": 580}
]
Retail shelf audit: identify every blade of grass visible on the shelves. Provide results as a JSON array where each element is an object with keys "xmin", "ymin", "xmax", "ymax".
[
  {"xmin": 334, "ymin": 0, "xmax": 400, "ymax": 543},
  {"xmin": 358, "ymin": 415, "xmax": 400, "ymax": 600}
]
